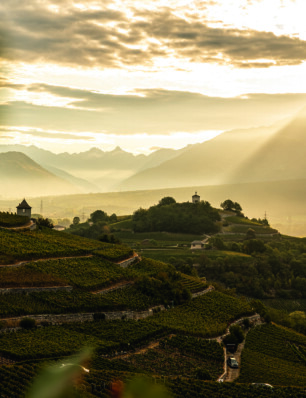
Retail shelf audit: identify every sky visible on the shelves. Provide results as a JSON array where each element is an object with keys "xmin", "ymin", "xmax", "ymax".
[{"xmin": 1, "ymin": 0, "xmax": 306, "ymax": 154}]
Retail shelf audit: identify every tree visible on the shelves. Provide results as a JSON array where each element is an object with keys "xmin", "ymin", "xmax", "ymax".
[
  {"xmin": 246, "ymin": 228, "xmax": 256, "ymax": 240},
  {"xmin": 158, "ymin": 197, "xmax": 176, "ymax": 206},
  {"xmin": 73, "ymin": 216, "xmax": 80, "ymax": 225},
  {"xmin": 109, "ymin": 213, "xmax": 118, "ymax": 223},
  {"xmin": 220, "ymin": 199, "xmax": 235, "ymax": 211},
  {"xmin": 90, "ymin": 210, "xmax": 108, "ymax": 224},
  {"xmin": 36, "ymin": 217, "xmax": 54, "ymax": 229},
  {"xmin": 220, "ymin": 199, "xmax": 242, "ymax": 213}
]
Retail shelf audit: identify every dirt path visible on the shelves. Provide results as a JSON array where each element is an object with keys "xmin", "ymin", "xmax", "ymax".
[
  {"xmin": 113, "ymin": 340, "xmax": 161, "ymax": 360},
  {"xmin": 0, "ymin": 220, "xmax": 35, "ymax": 231},
  {"xmin": 92, "ymin": 281, "xmax": 134, "ymax": 295},
  {"xmin": 223, "ymin": 315, "xmax": 263, "ymax": 382}
]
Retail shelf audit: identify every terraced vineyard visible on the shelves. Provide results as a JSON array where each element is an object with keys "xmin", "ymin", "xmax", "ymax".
[
  {"xmin": 149, "ymin": 291, "xmax": 253, "ymax": 337},
  {"xmin": 180, "ymin": 274, "xmax": 207, "ymax": 293},
  {"xmin": 0, "ymin": 327, "xmax": 116, "ymax": 360},
  {"xmin": 166, "ymin": 378, "xmax": 306, "ymax": 398},
  {"xmin": 0, "ymin": 286, "xmax": 157, "ymax": 318},
  {"xmin": 64, "ymin": 319, "xmax": 168, "ymax": 349},
  {"xmin": 0, "ymin": 363, "xmax": 40, "ymax": 397},
  {"xmin": 0, "ymin": 212, "xmax": 29, "ymax": 228},
  {"xmin": 0, "ymin": 228, "xmax": 133, "ymax": 263},
  {"xmin": 118, "ymin": 335, "xmax": 223, "ymax": 379},
  {"xmin": 261, "ymin": 299, "xmax": 306, "ymax": 313},
  {"xmin": 27, "ymin": 257, "xmax": 134, "ymax": 290},
  {"xmin": 238, "ymin": 323, "xmax": 306, "ymax": 386},
  {"xmin": 0, "ymin": 265, "xmax": 68, "ymax": 288}
]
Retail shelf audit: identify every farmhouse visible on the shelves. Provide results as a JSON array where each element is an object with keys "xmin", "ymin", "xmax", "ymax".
[
  {"xmin": 191, "ymin": 240, "xmax": 206, "ymax": 249},
  {"xmin": 16, "ymin": 199, "xmax": 32, "ymax": 218}
]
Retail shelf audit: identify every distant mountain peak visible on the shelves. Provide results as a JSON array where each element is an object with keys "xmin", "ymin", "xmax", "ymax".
[{"xmin": 110, "ymin": 146, "xmax": 124, "ymax": 153}]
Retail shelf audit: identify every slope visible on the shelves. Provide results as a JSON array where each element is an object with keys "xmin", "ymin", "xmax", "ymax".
[
  {"xmin": 229, "ymin": 107, "xmax": 306, "ymax": 183},
  {"xmin": 118, "ymin": 123, "xmax": 281, "ymax": 191},
  {"xmin": 0, "ymin": 151, "xmax": 81, "ymax": 197}
]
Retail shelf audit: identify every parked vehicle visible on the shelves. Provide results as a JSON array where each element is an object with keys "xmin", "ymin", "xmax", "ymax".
[{"xmin": 227, "ymin": 357, "xmax": 239, "ymax": 368}]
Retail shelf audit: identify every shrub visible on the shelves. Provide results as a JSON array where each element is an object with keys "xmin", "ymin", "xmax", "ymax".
[{"xmin": 19, "ymin": 317, "xmax": 36, "ymax": 329}]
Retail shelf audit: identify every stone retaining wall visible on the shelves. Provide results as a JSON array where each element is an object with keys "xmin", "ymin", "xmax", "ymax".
[
  {"xmin": 191, "ymin": 285, "xmax": 215, "ymax": 298},
  {"xmin": 117, "ymin": 253, "xmax": 139, "ymax": 268},
  {"xmin": 1, "ymin": 305, "xmax": 166, "ymax": 326}
]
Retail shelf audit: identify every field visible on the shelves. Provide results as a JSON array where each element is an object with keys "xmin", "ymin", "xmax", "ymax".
[
  {"xmin": 0, "ymin": 228, "xmax": 133, "ymax": 263},
  {"xmin": 114, "ymin": 230, "xmax": 204, "ymax": 247},
  {"xmin": 0, "ymin": 286, "xmax": 158, "ymax": 318},
  {"xmin": 116, "ymin": 334, "xmax": 223, "ymax": 379},
  {"xmin": 0, "ymin": 327, "xmax": 116, "ymax": 360},
  {"xmin": 0, "ymin": 265, "xmax": 68, "ymax": 288},
  {"xmin": 149, "ymin": 291, "xmax": 253, "ymax": 337},
  {"xmin": 261, "ymin": 299, "xmax": 306, "ymax": 313},
  {"xmin": 27, "ymin": 257, "xmax": 133, "ymax": 290},
  {"xmin": 63, "ymin": 319, "xmax": 168, "ymax": 349},
  {"xmin": 238, "ymin": 323, "xmax": 306, "ymax": 386}
]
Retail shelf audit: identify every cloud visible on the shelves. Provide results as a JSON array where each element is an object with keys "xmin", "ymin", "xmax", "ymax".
[
  {"xmin": 2, "ymin": 83, "xmax": 306, "ymax": 134},
  {"xmin": 0, "ymin": 126, "xmax": 95, "ymax": 141},
  {"xmin": 1, "ymin": 0, "xmax": 306, "ymax": 69}
]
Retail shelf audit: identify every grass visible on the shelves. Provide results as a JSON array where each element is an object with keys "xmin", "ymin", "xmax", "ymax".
[{"xmin": 225, "ymin": 216, "xmax": 262, "ymax": 226}]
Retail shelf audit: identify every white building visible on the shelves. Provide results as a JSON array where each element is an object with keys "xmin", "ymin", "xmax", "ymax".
[{"xmin": 192, "ymin": 192, "xmax": 200, "ymax": 203}]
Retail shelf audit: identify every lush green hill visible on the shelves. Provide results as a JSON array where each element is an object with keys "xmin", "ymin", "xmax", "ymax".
[
  {"xmin": 0, "ymin": 227, "xmax": 132, "ymax": 264},
  {"xmin": 238, "ymin": 323, "xmax": 306, "ymax": 386}
]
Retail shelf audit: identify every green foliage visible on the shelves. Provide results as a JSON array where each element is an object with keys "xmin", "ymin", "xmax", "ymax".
[
  {"xmin": 0, "ymin": 227, "xmax": 131, "ymax": 263},
  {"xmin": 73, "ymin": 216, "xmax": 80, "ymax": 225},
  {"xmin": 90, "ymin": 210, "xmax": 108, "ymax": 224},
  {"xmin": 28, "ymin": 257, "xmax": 133, "ymax": 290},
  {"xmin": 133, "ymin": 200, "xmax": 220, "ymax": 234},
  {"xmin": 36, "ymin": 217, "xmax": 54, "ymax": 230},
  {"xmin": 223, "ymin": 324, "xmax": 244, "ymax": 349},
  {"xmin": 0, "ymin": 265, "xmax": 68, "ymax": 288},
  {"xmin": 246, "ymin": 228, "xmax": 256, "ymax": 240},
  {"xmin": 0, "ymin": 211, "xmax": 30, "ymax": 227},
  {"xmin": 220, "ymin": 199, "xmax": 242, "ymax": 213},
  {"xmin": 238, "ymin": 324, "xmax": 306, "ymax": 386},
  {"xmin": 158, "ymin": 197, "xmax": 176, "ymax": 206},
  {"xmin": 0, "ymin": 327, "xmax": 112, "ymax": 360},
  {"xmin": 150, "ymin": 291, "xmax": 253, "ymax": 337},
  {"xmin": 19, "ymin": 317, "xmax": 36, "ymax": 329},
  {"xmin": 135, "ymin": 273, "xmax": 191, "ymax": 306}
]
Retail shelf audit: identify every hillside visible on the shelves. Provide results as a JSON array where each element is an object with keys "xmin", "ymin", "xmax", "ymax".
[
  {"xmin": 2, "ymin": 178, "xmax": 306, "ymax": 235},
  {"xmin": 118, "ymin": 123, "xmax": 281, "ymax": 191},
  {"xmin": 0, "ymin": 152, "xmax": 81, "ymax": 197},
  {"xmin": 0, "ymin": 223, "xmax": 306, "ymax": 396},
  {"xmin": 230, "ymin": 107, "xmax": 306, "ymax": 183},
  {"xmin": 0, "ymin": 145, "xmax": 186, "ymax": 192}
]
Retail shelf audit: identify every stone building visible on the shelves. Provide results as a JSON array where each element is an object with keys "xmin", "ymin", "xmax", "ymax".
[
  {"xmin": 16, "ymin": 199, "xmax": 32, "ymax": 218},
  {"xmin": 192, "ymin": 192, "xmax": 200, "ymax": 203}
]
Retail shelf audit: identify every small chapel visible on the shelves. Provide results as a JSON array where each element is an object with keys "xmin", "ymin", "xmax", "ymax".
[
  {"xmin": 16, "ymin": 199, "xmax": 32, "ymax": 218},
  {"xmin": 192, "ymin": 192, "xmax": 200, "ymax": 203}
]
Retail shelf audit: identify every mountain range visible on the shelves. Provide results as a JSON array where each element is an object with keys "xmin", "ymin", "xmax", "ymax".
[{"xmin": 0, "ymin": 108, "xmax": 305, "ymax": 200}]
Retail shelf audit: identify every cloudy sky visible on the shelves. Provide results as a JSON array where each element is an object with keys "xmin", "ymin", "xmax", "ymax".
[{"xmin": 1, "ymin": 0, "xmax": 306, "ymax": 154}]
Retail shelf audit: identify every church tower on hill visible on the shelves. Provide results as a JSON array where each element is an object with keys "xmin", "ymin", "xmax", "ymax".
[{"xmin": 192, "ymin": 192, "xmax": 200, "ymax": 203}]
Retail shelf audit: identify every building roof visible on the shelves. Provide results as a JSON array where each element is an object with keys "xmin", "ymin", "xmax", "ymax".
[
  {"xmin": 192, "ymin": 191, "xmax": 200, "ymax": 198},
  {"xmin": 191, "ymin": 240, "xmax": 205, "ymax": 245},
  {"xmin": 16, "ymin": 199, "xmax": 32, "ymax": 209}
]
